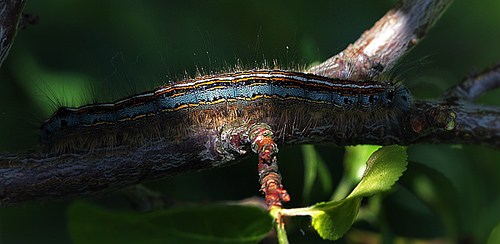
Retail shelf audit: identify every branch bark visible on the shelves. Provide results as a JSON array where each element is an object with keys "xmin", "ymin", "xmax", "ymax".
[
  {"xmin": 305, "ymin": 0, "xmax": 500, "ymax": 151},
  {"xmin": 0, "ymin": 0, "xmax": 26, "ymax": 68},
  {"xmin": 308, "ymin": 0, "xmax": 454, "ymax": 80},
  {"xmin": 2, "ymin": 0, "xmax": 500, "ymax": 207},
  {"xmin": 442, "ymin": 61, "xmax": 500, "ymax": 102}
]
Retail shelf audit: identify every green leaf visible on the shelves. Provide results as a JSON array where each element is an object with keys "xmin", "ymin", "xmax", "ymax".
[
  {"xmin": 398, "ymin": 161, "xmax": 462, "ymax": 238},
  {"xmin": 309, "ymin": 198, "xmax": 362, "ymax": 240},
  {"xmin": 487, "ymin": 222, "xmax": 500, "ymax": 244},
  {"xmin": 301, "ymin": 145, "xmax": 319, "ymax": 202},
  {"xmin": 283, "ymin": 145, "xmax": 408, "ymax": 241},
  {"xmin": 331, "ymin": 145, "xmax": 381, "ymax": 201},
  {"xmin": 68, "ymin": 201, "xmax": 273, "ymax": 244},
  {"xmin": 316, "ymin": 154, "xmax": 333, "ymax": 195},
  {"xmin": 344, "ymin": 145, "xmax": 381, "ymax": 183},
  {"xmin": 301, "ymin": 145, "xmax": 332, "ymax": 203},
  {"xmin": 348, "ymin": 145, "xmax": 408, "ymax": 199}
]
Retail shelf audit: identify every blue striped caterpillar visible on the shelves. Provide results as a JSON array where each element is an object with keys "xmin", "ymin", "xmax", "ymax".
[
  {"xmin": 40, "ymin": 70, "xmax": 411, "ymax": 152},
  {"xmin": 0, "ymin": 69, "xmax": 412, "ymax": 207}
]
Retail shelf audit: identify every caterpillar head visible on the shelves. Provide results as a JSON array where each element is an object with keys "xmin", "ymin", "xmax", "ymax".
[
  {"xmin": 39, "ymin": 107, "xmax": 77, "ymax": 144},
  {"xmin": 388, "ymin": 85, "xmax": 412, "ymax": 112}
]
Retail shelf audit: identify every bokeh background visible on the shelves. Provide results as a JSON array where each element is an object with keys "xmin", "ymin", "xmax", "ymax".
[{"xmin": 1, "ymin": 0, "xmax": 500, "ymax": 243}]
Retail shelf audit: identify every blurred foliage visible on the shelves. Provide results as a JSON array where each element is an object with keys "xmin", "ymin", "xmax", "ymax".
[
  {"xmin": 67, "ymin": 201, "xmax": 273, "ymax": 244},
  {"xmin": 1, "ymin": 0, "xmax": 500, "ymax": 243}
]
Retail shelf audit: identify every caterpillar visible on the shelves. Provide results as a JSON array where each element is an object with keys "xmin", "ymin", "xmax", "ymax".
[
  {"xmin": 0, "ymin": 69, "xmax": 412, "ymax": 207},
  {"xmin": 40, "ymin": 69, "xmax": 411, "ymax": 152}
]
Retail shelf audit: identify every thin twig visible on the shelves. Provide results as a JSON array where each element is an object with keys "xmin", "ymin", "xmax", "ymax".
[{"xmin": 442, "ymin": 61, "xmax": 500, "ymax": 102}]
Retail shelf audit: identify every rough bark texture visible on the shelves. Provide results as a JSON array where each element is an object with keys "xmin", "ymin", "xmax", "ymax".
[
  {"xmin": 0, "ymin": 0, "xmax": 26, "ymax": 68},
  {"xmin": 2, "ymin": 0, "xmax": 500, "ymax": 207},
  {"xmin": 442, "ymin": 61, "xmax": 500, "ymax": 102},
  {"xmin": 308, "ymin": 0, "xmax": 454, "ymax": 80}
]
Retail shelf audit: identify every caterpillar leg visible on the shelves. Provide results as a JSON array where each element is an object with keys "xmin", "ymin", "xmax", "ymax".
[{"xmin": 248, "ymin": 123, "xmax": 290, "ymax": 208}]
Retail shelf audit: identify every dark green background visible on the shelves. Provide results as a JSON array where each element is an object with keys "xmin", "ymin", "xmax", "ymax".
[{"xmin": 1, "ymin": 0, "xmax": 500, "ymax": 243}]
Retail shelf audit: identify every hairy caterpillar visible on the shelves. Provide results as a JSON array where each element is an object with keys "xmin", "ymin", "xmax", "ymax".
[
  {"xmin": 40, "ymin": 70, "xmax": 412, "ymax": 153},
  {"xmin": 0, "ymin": 69, "xmax": 412, "ymax": 206}
]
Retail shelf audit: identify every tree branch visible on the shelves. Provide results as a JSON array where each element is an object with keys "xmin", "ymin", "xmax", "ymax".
[
  {"xmin": 305, "ymin": 0, "xmax": 500, "ymax": 152},
  {"xmin": 409, "ymin": 99, "xmax": 500, "ymax": 148},
  {"xmin": 0, "ymin": 0, "xmax": 26, "ymax": 68},
  {"xmin": 442, "ymin": 61, "xmax": 500, "ymax": 102},
  {"xmin": 308, "ymin": 0, "xmax": 453, "ymax": 79},
  {"xmin": 305, "ymin": 0, "xmax": 500, "ymax": 151},
  {"xmin": 2, "ymin": 0, "xmax": 500, "ymax": 208}
]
